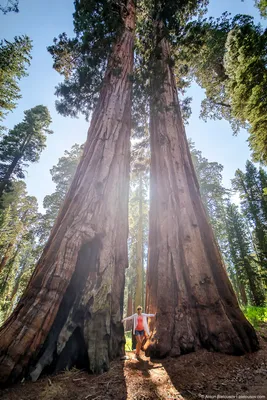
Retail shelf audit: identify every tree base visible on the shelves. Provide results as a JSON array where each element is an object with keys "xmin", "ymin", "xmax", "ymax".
[{"xmin": 144, "ymin": 305, "xmax": 259, "ymax": 359}]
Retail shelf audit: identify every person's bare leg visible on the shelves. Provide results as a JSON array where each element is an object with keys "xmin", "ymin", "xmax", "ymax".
[
  {"xmin": 139, "ymin": 335, "xmax": 144, "ymax": 354},
  {"xmin": 136, "ymin": 336, "xmax": 142, "ymax": 355}
]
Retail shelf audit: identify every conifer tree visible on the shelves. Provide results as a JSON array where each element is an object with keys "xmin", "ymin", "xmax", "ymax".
[
  {"xmin": 38, "ymin": 144, "xmax": 83, "ymax": 244},
  {"xmin": 144, "ymin": 0, "xmax": 258, "ymax": 358},
  {"xmin": 0, "ymin": 106, "xmax": 52, "ymax": 198},
  {"xmin": 0, "ymin": 0, "xmax": 19, "ymax": 14},
  {"xmin": 255, "ymin": 0, "xmax": 267, "ymax": 17},
  {"xmin": 0, "ymin": 0, "xmax": 136, "ymax": 384},
  {"xmin": 0, "ymin": 182, "xmax": 39, "ymax": 323},
  {"xmin": 0, "ymin": 36, "xmax": 32, "ymax": 120},
  {"xmin": 232, "ymin": 161, "xmax": 267, "ymax": 283},
  {"xmin": 225, "ymin": 202, "xmax": 265, "ymax": 306}
]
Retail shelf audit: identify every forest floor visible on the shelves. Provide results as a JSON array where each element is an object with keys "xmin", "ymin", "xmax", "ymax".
[{"xmin": 1, "ymin": 323, "xmax": 267, "ymax": 400}]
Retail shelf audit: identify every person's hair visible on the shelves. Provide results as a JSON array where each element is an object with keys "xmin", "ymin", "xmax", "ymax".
[{"xmin": 136, "ymin": 305, "xmax": 142, "ymax": 311}]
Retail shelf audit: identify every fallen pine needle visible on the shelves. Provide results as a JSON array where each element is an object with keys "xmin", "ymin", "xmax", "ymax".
[
  {"xmin": 73, "ymin": 377, "xmax": 87, "ymax": 382},
  {"xmin": 85, "ymin": 391, "xmax": 102, "ymax": 399}
]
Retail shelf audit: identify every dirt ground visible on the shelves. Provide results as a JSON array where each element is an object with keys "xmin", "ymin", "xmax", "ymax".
[{"xmin": 1, "ymin": 323, "xmax": 267, "ymax": 400}]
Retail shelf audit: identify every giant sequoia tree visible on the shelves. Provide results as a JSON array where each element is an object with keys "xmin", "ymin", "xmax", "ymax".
[
  {"xmin": 0, "ymin": 0, "xmax": 135, "ymax": 384},
  {"xmin": 144, "ymin": 0, "xmax": 258, "ymax": 357}
]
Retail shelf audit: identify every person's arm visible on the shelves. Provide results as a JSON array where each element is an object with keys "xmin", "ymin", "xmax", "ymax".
[
  {"xmin": 143, "ymin": 313, "xmax": 155, "ymax": 317},
  {"xmin": 122, "ymin": 314, "xmax": 134, "ymax": 322}
]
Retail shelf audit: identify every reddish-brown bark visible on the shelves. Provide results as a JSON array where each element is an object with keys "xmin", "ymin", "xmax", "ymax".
[
  {"xmin": 126, "ymin": 292, "xmax": 133, "ymax": 332},
  {"xmin": 0, "ymin": 0, "xmax": 135, "ymax": 385},
  {"xmin": 145, "ymin": 36, "xmax": 259, "ymax": 358}
]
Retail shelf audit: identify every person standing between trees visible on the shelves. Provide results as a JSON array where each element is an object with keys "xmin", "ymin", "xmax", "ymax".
[{"xmin": 122, "ymin": 306, "xmax": 155, "ymax": 357}]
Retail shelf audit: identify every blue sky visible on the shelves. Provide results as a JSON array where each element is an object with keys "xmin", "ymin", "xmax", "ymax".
[{"xmin": 0, "ymin": 0, "xmax": 265, "ymax": 211}]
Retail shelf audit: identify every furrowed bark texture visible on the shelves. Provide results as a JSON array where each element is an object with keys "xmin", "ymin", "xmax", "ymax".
[
  {"xmin": 0, "ymin": 0, "xmax": 135, "ymax": 384},
  {"xmin": 145, "ymin": 36, "xmax": 259, "ymax": 358}
]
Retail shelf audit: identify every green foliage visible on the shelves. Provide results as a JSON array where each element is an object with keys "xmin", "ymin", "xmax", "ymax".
[
  {"xmin": 176, "ymin": 14, "xmax": 252, "ymax": 132},
  {"xmin": 0, "ymin": 105, "xmax": 52, "ymax": 196},
  {"xmin": 176, "ymin": 13, "xmax": 267, "ymax": 162},
  {"xmin": 38, "ymin": 144, "xmax": 83, "ymax": 244},
  {"xmin": 242, "ymin": 306, "xmax": 267, "ymax": 328},
  {"xmin": 132, "ymin": 0, "xmax": 208, "ymax": 125},
  {"xmin": 0, "ymin": 181, "xmax": 40, "ymax": 323},
  {"xmin": 225, "ymin": 202, "xmax": 265, "ymax": 306},
  {"xmin": 224, "ymin": 21, "xmax": 267, "ymax": 162},
  {"xmin": 124, "ymin": 330, "xmax": 132, "ymax": 351},
  {"xmin": 232, "ymin": 161, "xmax": 267, "ymax": 284},
  {"xmin": 0, "ymin": 36, "xmax": 32, "ymax": 120},
  {"xmin": 48, "ymin": 0, "xmax": 208, "ymax": 122},
  {"xmin": 48, "ymin": 0, "xmax": 125, "ymax": 119},
  {"xmin": 189, "ymin": 140, "xmax": 229, "ymax": 243},
  {"xmin": 255, "ymin": 0, "xmax": 267, "ymax": 17},
  {"xmin": 0, "ymin": 0, "xmax": 18, "ymax": 14}
]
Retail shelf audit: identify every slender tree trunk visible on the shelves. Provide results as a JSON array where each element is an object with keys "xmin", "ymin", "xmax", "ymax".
[
  {"xmin": 0, "ymin": 0, "xmax": 135, "ymax": 385},
  {"xmin": 135, "ymin": 172, "xmax": 143, "ymax": 308},
  {"xmin": 0, "ymin": 127, "xmax": 36, "ymax": 198},
  {"xmin": 0, "ymin": 209, "xmax": 29, "ymax": 273},
  {"xmin": 132, "ymin": 288, "xmax": 137, "ymax": 350},
  {"xmin": 236, "ymin": 227, "xmax": 265, "ymax": 306},
  {"xmin": 243, "ymin": 259, "xmax": 264, "ymax": 306},
  {"xmin": 7, "ymin": 256, "xmax": 29, "ymax": 308},
  {"xmin": 241, "ymin": 181, "xmax": 267, "ymax": 262},
  {"xmin": 0, "ymin": 155, "xmax": 20, "ymax": 198},
  {"xmin": 0, "ymin": 247, "xmax": 19, "ymax": 299},
  {"xmin": 142, "ymin": 246, "xmax": 145, "ymax": 309},
  {"xmin": 237, "ymin": 280, "xmax": 248, "ymax": 306},
  {"xmin": 126, "ymin": 291, "xmax": 133, "ymax": 331},
  {"xmin": 145, "ymin": 35, "xmax": 259, "ymax": 358},
  {"xmin": 0, "ymin": 242, "xmax": 15, "ymax": 273}
]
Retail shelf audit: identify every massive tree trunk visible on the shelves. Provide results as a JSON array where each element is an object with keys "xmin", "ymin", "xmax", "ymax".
[
  {"xmin": 145, "ymin": 35, "xmax": 259, "ymax": 358},
  {"xmin": 0, "ymin": 0, "xmax": 135, "ymax": 385}
]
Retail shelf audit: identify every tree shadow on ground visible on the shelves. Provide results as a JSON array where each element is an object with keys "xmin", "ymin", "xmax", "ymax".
[{"xmin": 0, "ymin": 359, "xmax": 128, "ymax": 400}]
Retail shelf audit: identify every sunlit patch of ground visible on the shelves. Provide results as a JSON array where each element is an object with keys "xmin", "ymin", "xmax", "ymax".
[{"xmin": 124, "ymin": 352, "xmax": 183, "ymax": 399}]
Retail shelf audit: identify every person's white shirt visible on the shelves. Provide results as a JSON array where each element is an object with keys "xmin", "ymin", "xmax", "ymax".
[{"xmin": 122, "ymin": 313, "xmax": 155, "ymax": 335}]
